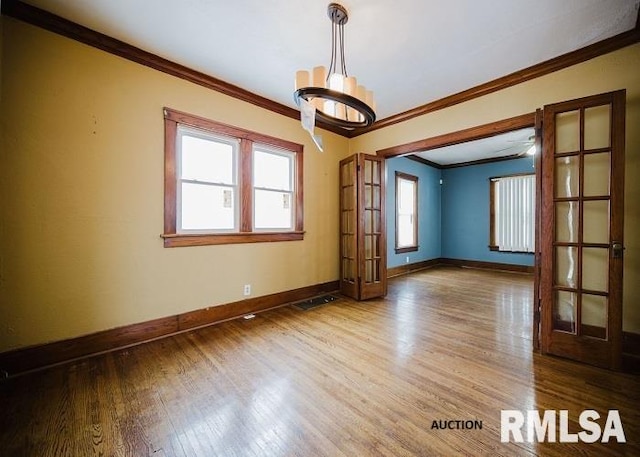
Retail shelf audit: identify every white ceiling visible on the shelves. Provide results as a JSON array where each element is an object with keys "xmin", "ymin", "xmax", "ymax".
[
  {"xmin": 413, "ymin": 127, "xmax": 536, "ymax": 166},
  {"xmin": 16, "ymin": 1, "xmax": 639, "ymax": 166},
  {"xmin": 22, "ymin": 0, "xmax": 640, "ymax": 122}
]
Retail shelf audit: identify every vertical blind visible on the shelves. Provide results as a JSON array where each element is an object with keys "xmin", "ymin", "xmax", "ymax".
[{"xmin": 495, "ymin": 174, "xmax": 535, "ymax": 253}]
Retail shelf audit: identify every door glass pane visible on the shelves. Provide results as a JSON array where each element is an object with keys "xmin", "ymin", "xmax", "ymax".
[
  {"xmin": 343, "ymin": 259, "xmax": 355, "ymax": 281},
  {"xmin": 555, "ymin": 202, "xmax": 579, "ymax": 243},
  {"xmin": 555, "ymin": 246, "xmax": 577, "ymax": 288},
  {"xmin": 365, "ymin": 209, "xmax": 372, "ymax": 233},
  {"xmin": 342, "ymin": 187, "xmax": 353, "ymax": 211},
  {"xmin": 364, "ymin": 159, "xmax": 372, "ymax": 183},
  {"xmin": 583, "ymin": 200, "xmax": 609, "ymax": 244},
  {"xmin": 584, "ymin": 153, "xmax": 610, "ymax": 196},
  {"xmin": 556, "ymin": 110, "xmax": 580, "ymax": 153},
  {"xmin": 365, "ymin": 235, "xmax": 372, "ymax": 259},
  {"xmin": 346, "ymin": 235, "xmax": 356, "ymax": 259},
  {"xmin": 584, "ymin": 104, "xmax": 611, "ymax": 150},
  {"xmin": 365, "ymin": 184, "xmax": 373, "ymax": 208},
  {"xmin": 372, "ymin": 235, "xmax": 380, "ymax": 257},
  {"xmin": 582, "ymin": 247, "xmax": 608, "ymax": 292},
  {"xmin": 554, "ymin": 290, "xmax": 577, "ymax": 333},
  {"xmin": 373, "ymin": 186, "xmax": 381, "ymax": 209},
  {"xmin": 342, "ymin": 211, "xmax": 353, "ymax": 234},
  {"xmin": 555, "ymin": 156, "xmax": 579, "ymax": 197},
  {"xmin": 581, "ymin": 294, "xmax": 607, "ymax": 338},
  {"xmin": 373, "ymin": 161, "xmax": 380, "ymax": 184},
  {"xmin": 365, "ymin": 259, "xmax": 373, "ymax": 282},
  {"xmin": 342, "ymin": 161, "xmax": 354, "ymax": 185}
]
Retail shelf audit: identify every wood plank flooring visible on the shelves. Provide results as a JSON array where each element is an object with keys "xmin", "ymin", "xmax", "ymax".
[{"xmin": 1, "ymin": 266, "xmax": 639, "ymax": 456}]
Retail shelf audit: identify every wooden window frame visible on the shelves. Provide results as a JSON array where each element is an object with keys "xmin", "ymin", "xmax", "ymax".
[
  {"xmin": 489, "ymin": 172, "xmax": 535, "ymax": 253},
  {"xmin": 162, "ymin": 108, "xmax": 304, "ymax": 247},
  {"xmin": 395, "ymin": 171, "xmax": 419, "ymax": 254}
]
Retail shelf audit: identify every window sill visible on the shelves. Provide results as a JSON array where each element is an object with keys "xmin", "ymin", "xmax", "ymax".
[
  {"xmin": 489, "ymin": 245, "xmax": 535, "ymax": 254},
  {"xmin": 395, "ymin": 246, "xmax": 419, "ymax": 254},
  {"xmin": 162, "ymin": 231, "xmax": 305, "ymax": 247}
]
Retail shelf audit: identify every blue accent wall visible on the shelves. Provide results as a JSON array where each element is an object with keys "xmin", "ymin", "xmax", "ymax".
[
  {"xmin": 386, "ymin": 157, "xmax": 442, "ymax": 268},
  {"xmin": 441, "ymin": 157, "xmax": 535, "ymax": 266},
  {"xmin": 385, "ymin": 156, "xmax": 535, "ymax": 268}
]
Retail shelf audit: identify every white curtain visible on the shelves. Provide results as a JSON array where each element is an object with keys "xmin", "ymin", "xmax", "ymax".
[{"xmin": 495, "ymin": 175, "xmax": 535, "ymax": 253}]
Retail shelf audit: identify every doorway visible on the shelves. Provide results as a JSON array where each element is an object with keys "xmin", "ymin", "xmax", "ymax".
[{"xmin": 377, "ymin": 90, "xmax": 626, "ymax": 370}]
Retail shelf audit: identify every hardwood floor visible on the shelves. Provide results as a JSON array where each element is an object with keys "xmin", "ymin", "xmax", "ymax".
[{"xmin": 1, "ymin": 266, "xmax": 638, "ymax": 456}]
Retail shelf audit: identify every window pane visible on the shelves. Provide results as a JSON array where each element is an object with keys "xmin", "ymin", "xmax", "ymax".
[
  {"xmin": 495, "ymin": 175, "xmax": 535, "ymax": 252},
  {"xmin": 254, "ymin": 189, "xmax": 293, "ymax": 229},
  {"xmin": 181, "ymin": 183, "xmax": 235, "ymax": 230},
  {"xmin": 396, "ymin": 175, "xmax": 417, "ymax": 248},
  {"xmin": 398, "ymin": 179, "xmax": 415, "ymax": 213},
  {"xmin": 181, "ymin": 134, "xmax": 235, "ymax": 184},
  {"xmin": 398, "ymin": 214, "xmax": 415, "ymax": 247},
  {"xmin": 254, "ymin": 149, "xmax": 292, "ymax": 190}
]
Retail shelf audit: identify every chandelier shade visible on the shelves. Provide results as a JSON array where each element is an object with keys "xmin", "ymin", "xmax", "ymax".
[{"xmin": 294, "ymin": 3, "xmax": 376, "ymax": 130}]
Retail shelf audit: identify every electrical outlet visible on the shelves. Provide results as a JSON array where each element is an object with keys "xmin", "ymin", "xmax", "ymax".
[
  {"xmin": 243, "ymin": 284, "xmax": 251, "ymax": 296},
  {"xmin": 405, "ymin": 256, "xmax": 410, "ymax": 264}
]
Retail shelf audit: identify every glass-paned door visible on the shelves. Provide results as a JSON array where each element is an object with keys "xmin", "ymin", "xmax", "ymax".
[
  {"xmin": 540, "ymin": 90, "xmax": 625, "ymax": 369},
  {"xmin": 339, "ymin": 154, "xmax": 387, "ymax": 300},
  {"xmin": 339, "ymin": 155, "xmax": 358, "ymax": 299},
  {"xmin": 358, "ymin": 154, "xmax": 387, "ymax": 299}
]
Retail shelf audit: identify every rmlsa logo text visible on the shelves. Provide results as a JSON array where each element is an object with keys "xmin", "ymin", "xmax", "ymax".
[{"xmin": 500, "ymin": 410, "xmax": 626, "ymax": 443}]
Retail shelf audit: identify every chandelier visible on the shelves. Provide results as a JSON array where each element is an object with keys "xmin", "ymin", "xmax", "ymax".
[{"xmin": 294, "ymin": 3, "xmax": 376, "ymax": 130}]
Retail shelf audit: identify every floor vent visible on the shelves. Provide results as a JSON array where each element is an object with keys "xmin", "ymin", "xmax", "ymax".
[{"xmin": 294, "ymin": 294, "xmax": 339, "ymax": 311}]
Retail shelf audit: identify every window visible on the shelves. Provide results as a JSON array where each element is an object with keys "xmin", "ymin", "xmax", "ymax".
[
  {"xmin": 490, "ymin": 174, "xmax": 535, "ymax": 253},
  {"xmin": 253, "ymin": 146, "xmax": 294, "ymax": 230},
  {"xmin": 395, "ymin": 172, "xmax": 418, "ymax": 253},
  {"xmin": 162, "ymin": 108, "xmax": 304, "ymax": 247}
]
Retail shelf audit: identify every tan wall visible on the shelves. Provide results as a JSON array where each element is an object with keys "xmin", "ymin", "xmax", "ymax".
[
  {"xmin": 351, "ymin": 43, "xmax": 640, "ymax": 334},
  {"xmin": 0, "ymin": 19, "xmax": 350, "ymax": 351},
  {"xmin": 1, "ymin": 17, "xmax": 639, "ymax": 353}
]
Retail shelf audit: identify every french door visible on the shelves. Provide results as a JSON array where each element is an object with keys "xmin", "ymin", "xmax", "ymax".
[
  {"xmin": 539, "ymin": 90, "xmax": 625, "ymax": 369},
  {"xmin": 339, "ymin": 153, "xmax": 387, "ymax": 300}
]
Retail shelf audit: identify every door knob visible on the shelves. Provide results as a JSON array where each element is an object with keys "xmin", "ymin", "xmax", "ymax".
[{"xmin": 612, "ymin": 242, "xmax": 625, "ymax": 259}]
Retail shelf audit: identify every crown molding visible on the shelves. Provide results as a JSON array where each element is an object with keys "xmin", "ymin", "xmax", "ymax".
[
  {"xmin": 351, "ymin": 18, "xmax": 640, "ymax": 138},
  {"xmin": 3, "ymin": 0, "xmax": 639, "ymax": 140},
  {"xmin": 0, "ymin": 0, "xmax": 349, "ymax": 137}
]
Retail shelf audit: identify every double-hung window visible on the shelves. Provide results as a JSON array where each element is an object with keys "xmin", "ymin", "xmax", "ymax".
[
  {"xmin": 490, "ymin": 173, "xmax": 535, "ymax": 253},
  {"xmin": 253, "ymin": 146, "xmax": 295, "ymax": 230},
  {"xmin": 163, "ymin": 108, "xmax": 304, "ymax": 247},
  {"xmin": 177, "ymin": 127, "xmax": 239, "ymax": 232},
  {"xmin": 395, "ymin": 172, "xmax": 419, "ymax": 253}
]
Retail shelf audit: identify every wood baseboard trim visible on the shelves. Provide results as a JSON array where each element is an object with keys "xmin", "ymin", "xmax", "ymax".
[
  {"xmin": 440, "ymin": 258, "xmax": 534, "ymax": 274},
  {"xmin": 387, "ymin": 258, "xmax": 441, "ymax": 278},
  {"xmin": 622, "ymin": 332, "xmax": 640, "ymax": 373},
  {"xmin": 0, "ymin": 280, "xmax": 339, "ymax": 377},
  {"xmin": 623, "ymin": 331, "xmax": 640, "ymax": 356},
  {"xmin": 388, "ymin": 257, "xmax": 534, "ymax": 278}
]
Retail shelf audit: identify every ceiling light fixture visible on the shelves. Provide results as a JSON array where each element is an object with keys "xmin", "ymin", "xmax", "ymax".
[{"xmin": 294, "ymin": 3, "xmax": 376, "ymax": 130}]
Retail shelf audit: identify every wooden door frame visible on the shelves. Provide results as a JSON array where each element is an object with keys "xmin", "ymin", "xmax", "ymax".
[
  {"xmin": 377, "ymin": 113, "xmax": 536, "ymax": 160},
  {"xmin": 533, "ymin": 109, "xmax": 543, "ymax": 350},
  {"xmin": 377, "ymin": 113, "xmax": 540, "ymax": 338}
]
